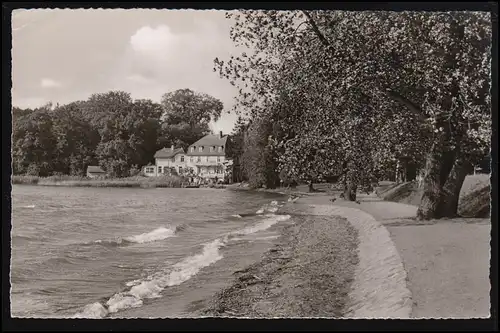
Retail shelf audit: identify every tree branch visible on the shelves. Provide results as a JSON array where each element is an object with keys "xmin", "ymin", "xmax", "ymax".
[
  {"xmin": 301, "ymin": 10, "xmax": 332, "ymax": 48},
  {"xmin": 385, "ymin": 89, "xmax": 426, "ymax": 119},
  {"xmin": 302, "ymin": 10, "xmax": 426, "ymax": 122}
]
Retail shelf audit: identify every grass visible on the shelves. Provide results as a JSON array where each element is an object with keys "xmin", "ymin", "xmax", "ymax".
[{"xmin": 12, "ymin": 174, "xmax": 184, "ymax": 188}]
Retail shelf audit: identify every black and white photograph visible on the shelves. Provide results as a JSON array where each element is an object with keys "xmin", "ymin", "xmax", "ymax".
[{"xmin": 5, "ymin": 3, "xmax": 495, "ymax": 324}]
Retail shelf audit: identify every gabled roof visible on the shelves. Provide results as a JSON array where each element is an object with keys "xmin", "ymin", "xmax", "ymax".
[
  {"xmin": 187, "ymin": 134, "xmax": 228, "ymax": 156},
  {"xmin": 87, "ymin": 165, "xmax": 105, "ymax": 173},
  {"xmin": 154, "ymin": 147, "xmax": 185, "ymax": 159}
]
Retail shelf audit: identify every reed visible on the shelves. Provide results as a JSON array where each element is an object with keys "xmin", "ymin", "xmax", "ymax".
[{"xmin": 12, "ymin": 175, "xmax": 184, "ymax": 188}]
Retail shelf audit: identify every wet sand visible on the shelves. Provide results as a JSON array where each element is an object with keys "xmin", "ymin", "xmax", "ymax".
[{"xmin": 200, "ymin": 207, "xmax": 359, "ymax": 318}]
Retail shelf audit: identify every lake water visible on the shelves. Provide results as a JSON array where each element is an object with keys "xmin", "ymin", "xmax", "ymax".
[{"xmin": 10, "ymin": 185, "xmax": 292, "ymax": 318}]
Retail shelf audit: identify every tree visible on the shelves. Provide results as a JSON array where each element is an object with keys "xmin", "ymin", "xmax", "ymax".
[
  {"xmin": 226, "ymin": 115, "xmax": 250, "ymax": 182},
  {"xmin": 12, "ymin": 105, "xmax": 57, "ymax": 176},
  {"xmin": 214, "ymin": 10, "xmax": 491, "ymax": 218},
  {"xmin": 242, "ymin": 115, "xmax": 280, "ymax": 189},
  {"xmin": 160, "ymin": 89, "xmax": 224, "ymax": 149},
  {"xmin": 11, "ymin": 89, "xmax": 224, "ymax": 179}
]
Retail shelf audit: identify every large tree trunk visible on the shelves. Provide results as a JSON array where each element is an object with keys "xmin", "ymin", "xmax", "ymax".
[
  {"xmin": 416, "ymin": 139, "xmax": 447, "ymax": 220},
  {"xmin": 435, "ymin": 153, "xmax": 473, "ymax": 218},
  {"xmin": 308, "ymin": 181, "xmax": 315, "ymax": 193},
  {"xmin": 341, "ymin": 161, "xmax": 358, "ymax": 201},
  {"xmin": 343, "ymin": 181, "xmax": 357, "ymax": 201},
  {"xmin": 405, "ymin": 161, "xmax": 417, "ymax": 182}
]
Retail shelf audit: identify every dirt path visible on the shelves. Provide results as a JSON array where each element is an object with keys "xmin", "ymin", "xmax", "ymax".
[{"xmin": 304, "ymin": 193, "xmax": 491, "ymax": 318}]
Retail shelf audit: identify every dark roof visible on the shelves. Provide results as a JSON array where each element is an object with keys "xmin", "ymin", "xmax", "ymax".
[
  {"xmin": 187, "ymin": 134, "xmax": 228, "ymax": 156},
  {"xmin": 154, "ymin": 147, "xmax": 185, "ymax": 158},
  {"xmin": 87, "ymin": 165, "xmax": 105, "ymax": 173}
]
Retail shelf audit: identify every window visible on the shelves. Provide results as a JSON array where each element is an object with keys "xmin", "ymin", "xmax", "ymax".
[
  {"xmin": 209, "ymin": 146, "xmax": 213, "ymax": 152},
  {"xmin": 158, "ymin": 166, "xmax": 162, "ymax": 173},
  {"xmin": 217, "ymin": 156, "xmax": 221, "ymax": 163},
  {"xmin": 145, "ymin": 167, "xmax": 154, "ymax": 174},
  {"xmin": 218, "ymin": 146, "xmax": 223, "ymax": 152},
  {"xmin": 206, "ymin": 156, "xmax": 209, "ymax": 162},
  {"xmin": 191, "ymin": 146, "xmax": 195, "ymax": 152},
  {"xmin": 179, "ymin": 167, "xmax": 183, "ymax": 174},
  {"xmin": 197, "ymin": 157, "xmax": 201, "ymax": 162},
  {"xmin": 199, "ymin": 146, "xmax": 203, "ymax": 152},
  {"xmin": 181, "ymin": 156, "xmax": 185, "ymax": 162}
]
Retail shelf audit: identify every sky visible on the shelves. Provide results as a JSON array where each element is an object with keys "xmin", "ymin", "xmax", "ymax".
[{"xmin": 11, "ymin": 9, "xmax": 244, "ymax": 133}]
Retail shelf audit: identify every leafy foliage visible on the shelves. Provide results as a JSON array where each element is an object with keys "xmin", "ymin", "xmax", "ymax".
[
  {"xmin": 214, "ymin": 10, "xmax": 491, "ymax": 214},
  {"xmin": 12, "ymin": 89, "xmax": 224, "ymax": 178},
  {"xmin": 160, "ymin": 89, "xmax": 223, "ymax": 150}
]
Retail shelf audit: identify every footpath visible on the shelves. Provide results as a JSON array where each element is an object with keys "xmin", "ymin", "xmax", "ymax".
[{"xmin": 298, "ymin": 193, "xmax": 491, "ymax": 319}]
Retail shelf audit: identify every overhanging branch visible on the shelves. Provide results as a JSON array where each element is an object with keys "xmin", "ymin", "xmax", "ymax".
[
  {"xmin": 301, "ymin": 10, "xmax": 332, "ymax": 48},
  {"xmin": 385, "ymin": 89, "xmax": 426, "ymax": 120},
  {"xmin": 302, "ymin": 11, "xmax": 426, "ymax": 121}
]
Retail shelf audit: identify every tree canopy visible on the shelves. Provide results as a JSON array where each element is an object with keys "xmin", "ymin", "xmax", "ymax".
[
  {"xmin": 214, "ymin": 10, "xmax": 491, "ymax": 218},
  {"xmin": 12, "ymin": 89, "xmax": 224, "ymax": 178}
]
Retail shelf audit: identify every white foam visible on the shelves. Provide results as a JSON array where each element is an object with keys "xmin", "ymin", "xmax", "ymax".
[
  {"xmin": 73, "ymin": 302, "xmax": 108, "ymax": 319},
  {"xmin": 75, "ymin": 212, "xmax": 290, "ymax": 318},
  {"xmin": 20, "ymin": 205, "xmax": 35, "ymax": 209},
  {"xmin": 125, "ymin": 279, "xmax": 143, "ymax": 287},
  {"xmin": 106, "ymin": 294, "xmax": 143, "ymax": 313},
  {"xmin": 124, "ymin": 227, "xmax": 176, "ymax": 244},
  {"xmin": 236, "ymin": 214, "xmax": 291, "ymax": 236},
  {"xmin": 76, "ymin": 238, "xmax": 226, "ymax": 318},
  {"xmin": 256, "ymin": 200, "xmax": 284, "ymax": 215},
  {"xmin": 231, "ymin": 214, "xmax": 243, "ymax": 218}
]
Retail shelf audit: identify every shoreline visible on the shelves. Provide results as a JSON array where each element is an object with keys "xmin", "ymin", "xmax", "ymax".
[
  {"xmin": 197, "ymin": 194, "xmax": 413, "ymax": 319},
  {"xmin": 200, "ymin": 205, "xmax": 359, "ymax": 318}
]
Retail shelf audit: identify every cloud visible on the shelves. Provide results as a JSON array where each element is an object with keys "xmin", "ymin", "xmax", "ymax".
[
  {"xmin": 40, "ymin": 78, "xmax": 62, "ymax": 88},
  {"xmin": 129, "ymin": 25, "xmax": 179, "ymax": 56}
]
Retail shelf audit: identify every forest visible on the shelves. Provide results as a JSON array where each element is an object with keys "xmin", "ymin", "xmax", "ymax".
[{"xmin": 12, "ymin": 89, "xmax": 224, "ymax": 178}]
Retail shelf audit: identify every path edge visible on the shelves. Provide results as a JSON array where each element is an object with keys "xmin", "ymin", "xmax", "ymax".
[{"xmin": 309, "ymin": 204, "xmax": 413, "ymax": 319}]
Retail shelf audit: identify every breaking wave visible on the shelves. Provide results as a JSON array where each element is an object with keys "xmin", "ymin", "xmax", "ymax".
[
  {"xmin": 74, "ymin": 204, "xmax": 290, "ymax": 318},
  {"xmin": 91, "ymin": 226, "xmax": 185, "ymax": 247},
  {"xmin": 234, "ymin": 214, "xmax": 291, "ymax": 236},
  {"xmin": 73, "ymin": 238, "xmax": 225, "ymax": 318},
  {"xmin": 256, "ymin": 200, "xmax": 281, "ymax": 214}
]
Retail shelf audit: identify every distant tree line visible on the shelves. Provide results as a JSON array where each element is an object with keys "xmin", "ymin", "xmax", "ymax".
[{"xmin": 12, "ymin": 89, "xmax": 223, "ymax": 178}]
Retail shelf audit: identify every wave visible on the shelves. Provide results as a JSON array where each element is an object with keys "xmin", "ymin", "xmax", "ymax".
[
  {"xmin": 256, "ymin": 200, "xmax": 282, "ymax": 215},
  {"xmin": 12, "ymin": 235, "xmax": 37, "ymax": 242},
  {"xmin": 74, "ymin": 201, "xmax": 290, "ymax": 319},
  {"xmin": 233, "ymin": 214, "xmax": 291, "ymax": 237},
  {"xmin": 124, "ymin": 227, "xmax": 176, "ymax": 244},
  {"xmin": 19, "ymin": 205, "xmax": 36, "ymax": 209},
  {"xmin": 91, "ymin": 226, "xmax": 184, "ymax": 247},
  {"xmin": 74, "ymin": 238, "xmax": 225, "ymax": 318}
]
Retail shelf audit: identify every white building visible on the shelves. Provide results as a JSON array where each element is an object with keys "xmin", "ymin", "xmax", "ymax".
[{"xmin": 143, "ymin": 132, "xmax": 232, "ymax": 182}]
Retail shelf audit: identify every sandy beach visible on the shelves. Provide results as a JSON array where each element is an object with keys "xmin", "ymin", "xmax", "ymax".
[{"xmin": 200, "ymin": 190, "xmax": 491, "ymax": 319}]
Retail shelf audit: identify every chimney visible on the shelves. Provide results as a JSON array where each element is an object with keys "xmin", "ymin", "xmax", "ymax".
[
  {"xmin": 170, "ymin": 145, "xmax": 174, "ymax": 151},
  {"xmin": 219, "ymin": 131, "xmax": 223, "ymax": 139}
]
